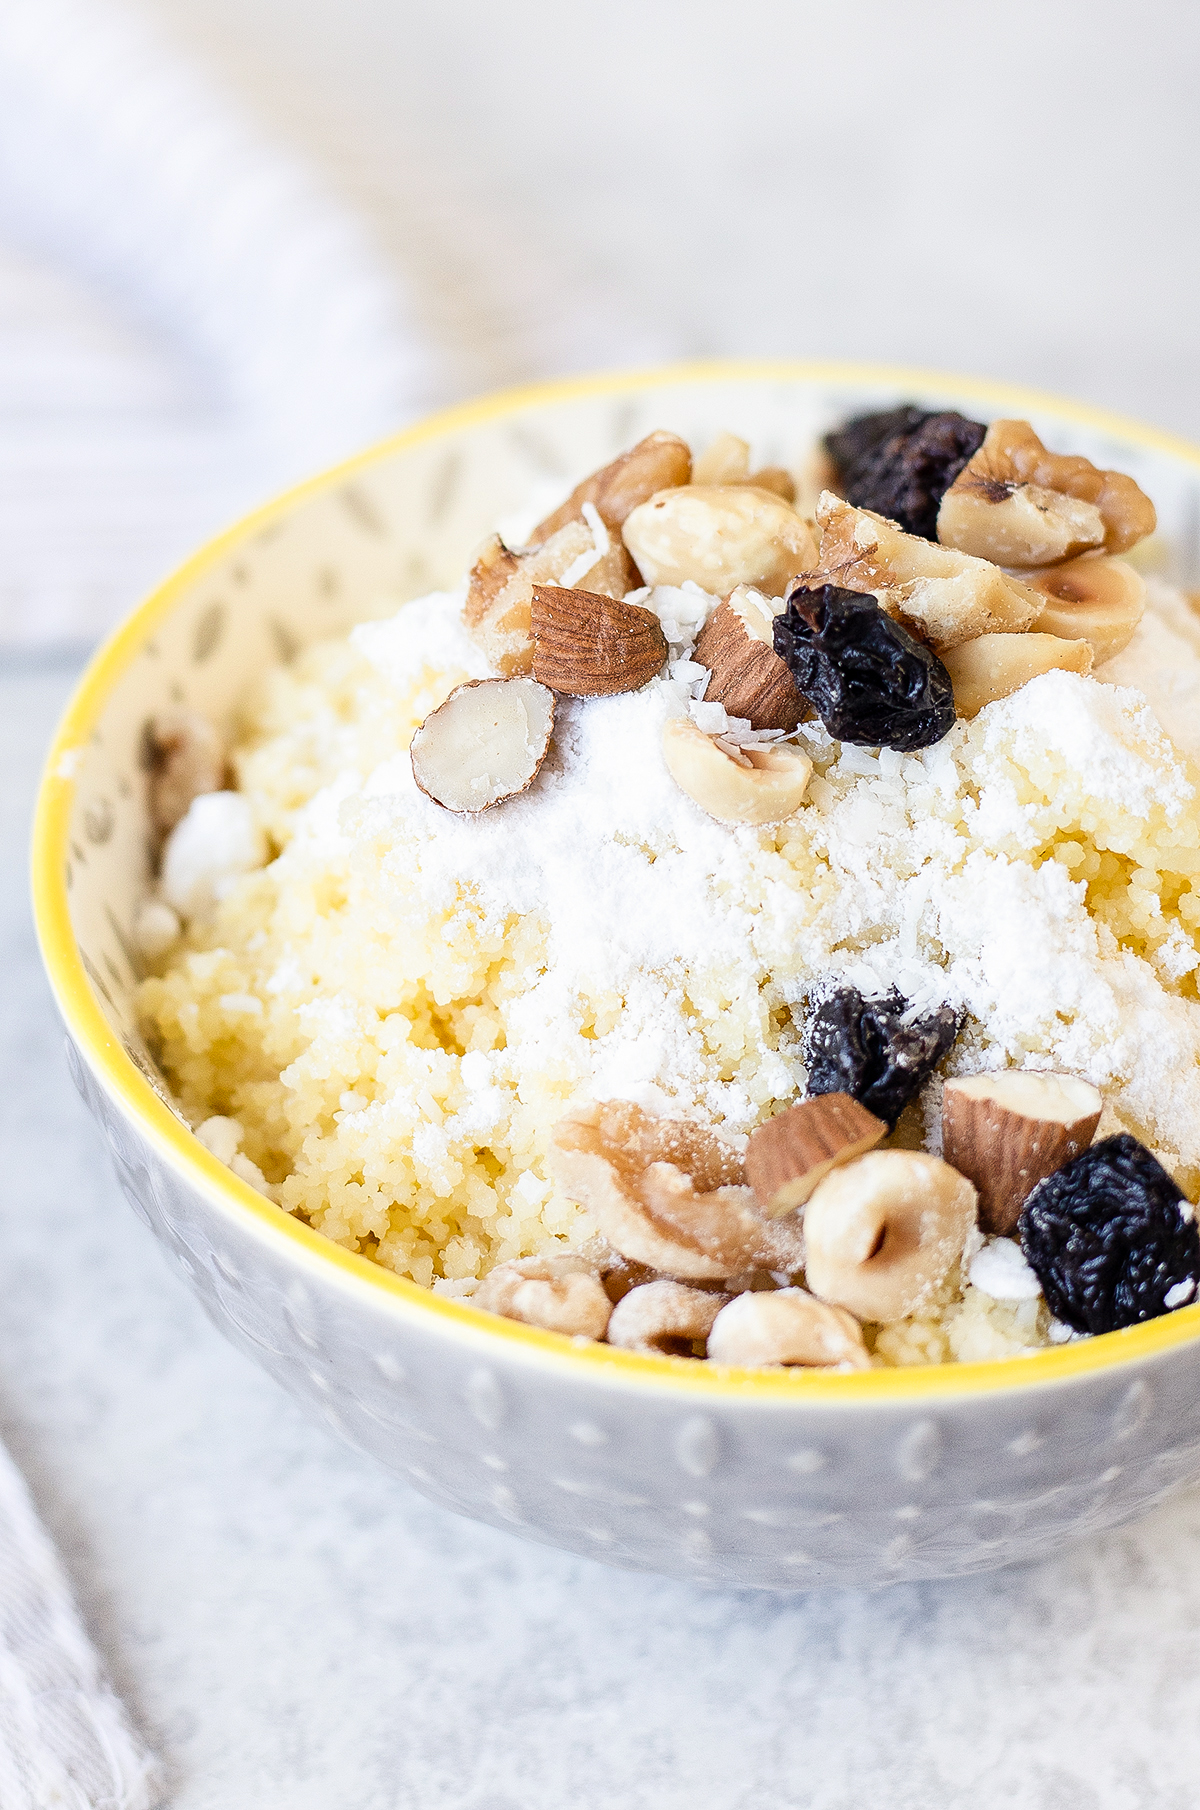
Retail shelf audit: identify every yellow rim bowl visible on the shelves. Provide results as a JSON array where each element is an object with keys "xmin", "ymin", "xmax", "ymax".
[{"xmin": 31, "ymin": 358, "xmax": 1200, "ymax": 1405}]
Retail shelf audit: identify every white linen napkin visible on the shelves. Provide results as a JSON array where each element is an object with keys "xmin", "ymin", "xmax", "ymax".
[{"xmin": 0, "ymin": 1438, "xmax": 159, "ymax": 1809}]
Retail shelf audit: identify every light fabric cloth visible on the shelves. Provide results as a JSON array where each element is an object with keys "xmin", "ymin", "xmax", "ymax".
[
  {"xmin": 0, "ymin": 1440, "xmax": 159, "ymax": 1809},
  {"xmin": 0, "ymin": 0, "xmax": 431, "ymax": 647}
]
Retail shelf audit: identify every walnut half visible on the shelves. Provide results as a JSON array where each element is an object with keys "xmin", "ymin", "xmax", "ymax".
[{"xmin": 937, "ymin": 420, "xmax": 1156, "ymax": 566}]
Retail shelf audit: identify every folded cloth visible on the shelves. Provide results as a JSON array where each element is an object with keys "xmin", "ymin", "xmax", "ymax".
[
  {"xmin": 0, "ymin": 1438, "xmax": 159, "ymax": 1809},
  {"xmin": 0, "ymin": 0, "xmax": 432, "ymax": 648}
]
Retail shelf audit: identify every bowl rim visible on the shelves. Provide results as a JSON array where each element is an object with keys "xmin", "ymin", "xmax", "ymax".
[{"xmin": 31, "ymin": 356, "xmax": 1200, "ymax": 1405}]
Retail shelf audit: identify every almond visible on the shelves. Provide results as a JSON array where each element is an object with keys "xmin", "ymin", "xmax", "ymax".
[
  {"xmin": 530, "ymin": 585, "xmax": 667, "ymax": 695},
  {"xmin": 745, "ymin": 1093, "xmax": 888, "ymax": 1218},
  {"xmin": 529, "ymin": 430, "xmax": 692, "ymax": 544},
  {"xmin": 942, "ymin": 1070, "xmax": 1103, "ymax": 1235},
  {"xmin": 939, "ymin": 631, "xmax": 1093, "ymax": 719},
  {"xmin": 693, "ymin": 587, "xmax": 803, "ymax": 731},
  {"xmin": 1026, "ymin": 554, "xmax": 1146, "ymax": 664},
  {"xmin": 661, "ymin": 717, "xmax": 813, "ymax": 826},
  {"xmin": 464, "ymin": 524, "xmax": 640, "ymax": 677},
  {"xmin": 409, "ymin": 677, "xmax": 555, "ymax": 812}
]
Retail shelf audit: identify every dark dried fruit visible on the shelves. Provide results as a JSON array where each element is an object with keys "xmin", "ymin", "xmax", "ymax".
[
  {"xmin": 1019, "ymin": 1135, "xmax": 1200, "ymax": 1335},
  {"xmin": 804, "ymin": 986, "xmax": 960, "ymax": 1131},
  {"xmin": 825, "ymin": 407, "xmax": 986, "ymax": 540},
  {"xmin": 773, "ymin": 583, "xmax": 956, "ymax": 751}
]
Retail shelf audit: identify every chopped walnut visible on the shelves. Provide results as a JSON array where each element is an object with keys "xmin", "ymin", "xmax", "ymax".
[
  {"xmin": 528, "ymin": 430, "xmax": 692, "ymax": 544},
  {"xmin": 144, "ymin": 709, "xmax": 228, "ymax": 836},
  {"xmin": 937, "ymin": 419, "xmax": 1156, "ymax": 564},
  {"xmin": 815, "ymin": 492, "xmax": 1042, "ymax": 650},
  {"xmin": 471, "ymin": 1254, "xmax": 612, "ymax": 1338},
  {"xmin": 548, "ymin": 1100, "xmax": 804, "ymax": 1280}
]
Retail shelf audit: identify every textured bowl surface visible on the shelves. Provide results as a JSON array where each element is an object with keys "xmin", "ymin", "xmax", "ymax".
[{"xmin": 32, "ymin": 362, "xmax": 1200, "ymax": 1589}]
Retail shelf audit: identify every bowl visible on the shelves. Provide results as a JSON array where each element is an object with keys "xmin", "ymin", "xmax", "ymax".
[{"xmin": 32, "ymin": 361, "xmax": 1200, "ymax": 1590}]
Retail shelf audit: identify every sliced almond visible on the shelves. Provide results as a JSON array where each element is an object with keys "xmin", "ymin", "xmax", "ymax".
[
  {"xmin": 530, "ymin": 585, "xmax": 667, "ymax": 695},
  {"xmin": 940, "ymin": 631, "xmax": 1093, "ymax": 719},
  {"xmin": 623, "ymin": 485, "xmax": 819, "ymax": 597},
  {"xmin": 662, "ymin": 717, "xmax": 812, "ymax": 826},
  {"xmin": 745, "ymin": 1093, "xmax": 888, "ymax": 1218},
  {"xmin": 943, "ymin": 1071, "xmax": 1102, "ymax": 1234},
  {"xmin": 529, "ymin": 430, "xmax": 692, "ymax": 544},
  {"xmin": 410, "ymin": 677, "xmax": 555, "ymax": 812},
  {"xmin": 816, "ymin": 492, "xmax": 1042, "ymax": 649},
  {"xmin": 1026, "ymin": 554, "xmax": 1146, "ymax": 664},
  {"xmin": 937, "ymin": 419, "xmax": 1156, "ymax": 564},
  {"xmin": 464, "ymin": 523, "xmax": 640, "ymax": 677},
  {"xmin": 692, "ymin": 586, "xmax": 802, "ymax": 731}
]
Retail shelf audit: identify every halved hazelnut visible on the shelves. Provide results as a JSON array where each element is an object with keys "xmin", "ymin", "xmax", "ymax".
[
  {"xmin": 815, "ymin": 492, "xmax": 1042, "ymax": 649},
  {"xmin": 472, "ymin": 1254, "xmax": 613, "ymax": 1338},
  {"xmin": 662, "ymin": 718, "xmax": 812, "ymax": 826},
  {"xmin": 410, "ymin": 677, "xmax": 555, "ymax": 812},
  {"xmin": 745, "ymin": 467, "xmax": 797, "ymax": 503},
  {"xmin": 606, "ymin": 1279, "xmax": 727, "ymax": 1355},
  {"xmin": 530, "ymin": 585, "xmax": 667, "ymax": 696},
  {"xmin": 548, "ymin": 1100, "xmax": 805, "ymax": 1281},
  {"xmin": 464, "ymin": 522, "xmax": 639, "ymax": 677},
  {"xmin": 937, "ymin": 420, "xmax": 1156, "ymax": 564},
  {"xmin": 144, "ymin": 709, "xmax": 228, "ymax": 836},
  {"xmin": 745, "ymin": 1093, "xmax": 888, "ymax": 1218},
  {"xmin": 803, "ymin": 1150, "xmax": 977, "ymax": 1322},
  {"xmin": 1025, "ymin": 554, "xmax": 1146, "ymax": 664},
  {"xmin": 940, "ymin": 631, "xmax": 1093, "ymax": 719},
  {"xmin": 623, "ymin": 485, "xmax": 819, "ymax": 597},
  {"xmin": 530, "ymin": 430, "xmax": 693, "ymax": 544},
  {"xmin": 706, "ymin": 1287, "xmax": 870, "ymax": 1369},
  {"xmin": 942, "ymin": 1070, "xmax": 1103, "ymax": 1235},
  {"xmin": 693, "ymin": 587, "xmax": 802, "ymax": 731}
]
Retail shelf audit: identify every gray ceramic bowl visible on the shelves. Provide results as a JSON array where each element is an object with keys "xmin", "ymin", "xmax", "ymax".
[{"xmin": 33, "ymin": 362, "xmax": 1200, "ymax": 1589}]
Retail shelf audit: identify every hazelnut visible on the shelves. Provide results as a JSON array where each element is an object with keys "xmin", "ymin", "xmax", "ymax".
[
  {"xmin": 409, "ymin": 678, "xmax": 555, "ymax": 812},
  {"xmin": 622, "ymin": 485, "xmax": 819, "ymax": 597},
  {"xmin": 606, "ymin": 1279, "xmax": 727, "ymax": 1356},
  {"xmin": 661, "ymin": 718, "xmax": 812, "ymax": 827},
  {"xmin": 472, "ymin": 1254, "xmax": 612, "ymax": 1338},
  {"xmin": 706, "ymin": 1287, "xmax": 870, "ymax": 1369},
  {"xmin": 1025, "ymin": 554, "xmax": 1146, "ymax": 665},
  {"xmin": 940, "ymin": 631, "xmax": 1093, "ymax": 719},
  {"xmin": 803, "ymin": 1150, "xmax": 977, "ymax": 1322},
  {"xmin": 144, "ymin": 709, "xmax": 228, "ymax": 836}
]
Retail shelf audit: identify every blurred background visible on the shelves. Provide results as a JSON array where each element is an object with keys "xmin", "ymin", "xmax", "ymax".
[{"xmin": 2, "ymin": 0, "xmax": 1197, "ymax": 649}]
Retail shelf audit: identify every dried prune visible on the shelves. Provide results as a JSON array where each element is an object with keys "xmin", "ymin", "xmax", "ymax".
[
  {"xmin": 825, "ymin": 407, "xmax": 986, "ymax": 540},
  {"xmin": 804, "ymin": 986, "xmax": 960, "ymax": 1131},
  {"xmin": 773, "ymin": 583, "xmax": 955, "ymax": 751},
  {"xmin": 1019, "ymin": 1135, "xmax": 1200, "ymax": 1335}
]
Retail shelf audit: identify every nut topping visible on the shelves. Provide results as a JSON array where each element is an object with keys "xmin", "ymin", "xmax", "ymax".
[
  {"xmin": 472, "ymin": 1253, "xmax": 613, "ymax": 1338},
  {"xmin": 936, "ymin": 420, "xmax": 1156, "ymax": 564},
  {"xmin": 548, "ymin": 1100, "xmax": 805, "ymax": 1280},
  {"xmin": 622, "ymin": 485, "xmax": 819, "ymax": 597},
  {"xmin": 529, "ymin": 430, "xmax": 693, "ymax": 544},
  {"xmin": 692, "ymin": 431, "xmax": 751, "ymax": 485},
  {"xmin": 745, "ymin": 1092, "xmax": 888, "ymax": 1218},
  {"xmin": 464, "ymin": 522, "xmax": 639, "ymax": 677},
  {"xmin": 943, "ymin": 1070, "xmax": 1103, "ymax": 1235},
  {"xmin": 144, "ymin": 709, "xmax": 228, "ymax": 836},
  {"xmin": 661, "ymin": 718, "xmax": 813, "ymax": 826},
  {"xmin": 410, "ymin": 677, "xmax": 555, "ymax": 812},
  {"xmin": 706, "ymin": 1287, "xmax": 870, "ymax": 1369},
  {"xmin": 815, "ymin": 492, "xmax": 1043, "ymax": 649},
  {"xmin": 1025, "ymin": 554, "xmax": 1146, "ymax": 665},
  {"xmin": 693, "ymin": 587, "xmax": 803, "ymax": 731},
  {"xmin": 803, "ymin": 1150, "xmax": 978, "ymax": 1322},
  {"xmin": 606, "ymin": 1279, "xmax": 727, "ymax": 1355},
  {"xmin": 939, "ymin": 631, "xmax": 1094, "ymax": 719},
  {"xmin": 530, "ymin": 585, "xmax": 667, "ymax": 696}
]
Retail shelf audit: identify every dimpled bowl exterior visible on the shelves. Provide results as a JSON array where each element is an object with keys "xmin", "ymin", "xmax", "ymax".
[{"xmin": 34, "ymin": 363, "xmax": 1200, "ymax": 1590}]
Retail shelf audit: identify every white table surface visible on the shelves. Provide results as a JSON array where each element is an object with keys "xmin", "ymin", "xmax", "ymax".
[{"xmin": 7, "ymin": 655, "xmax": 1200, "ymax": 1809}]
